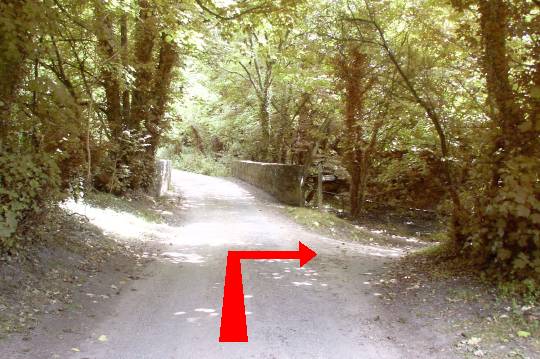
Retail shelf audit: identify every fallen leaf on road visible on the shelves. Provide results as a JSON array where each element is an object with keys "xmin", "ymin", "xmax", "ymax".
[{"xmin": 71, "ymin": 348, "xmax": 80, "ymax": 352}]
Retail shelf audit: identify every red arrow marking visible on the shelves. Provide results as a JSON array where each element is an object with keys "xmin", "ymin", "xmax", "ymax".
[{"xmin": 219, "ymin": 241, "xmax": 317, "ymax": 342}]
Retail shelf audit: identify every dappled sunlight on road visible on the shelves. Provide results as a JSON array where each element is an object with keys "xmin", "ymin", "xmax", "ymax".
[
  {"xmin": 347, "ymin": 243, "xmax": 403, "ymax": 257},
  {"xmin": 160, "ymin": 251, "xmax": 205, "ymax": 264},
  {"xmin": 171, "ymin": 308, "xmax": 221, "ymax": 323},
  {"xmin": 173, "ymin": 221, "xmax": 247, "ymax": 246},
  {"xmin": 63, "ymin": 199, "xmax": 160, "ymax": 239},
  {"xmin": 172, "ymin": 170, "xmax": 255, "ymax": 202},
  {"xmin": 63, "ymin": 169, "xmax": 408, "ymax": 262},
  {"xmin": 194, "ymin": 308, "xmax": 216, "ymax": 313},
  {"xmin": 252, "ymin": 261, "xmax": 326, "ymax": 292},
  {"xmin": 352, "ymin": 224, "xmax": 426, "ymax": 248},
  {"xmin": 61, "ymin": 170, "xmax": 267, "ymax": 250},
  {"xmin": 62, "ymin": 200, "xmax": 260, "ymax": 248}
]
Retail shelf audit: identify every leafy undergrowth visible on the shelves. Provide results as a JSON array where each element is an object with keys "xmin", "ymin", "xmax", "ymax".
[
  {"xmin": 285, "ymin": 206, "xmax": 430, "ymax": 251},
  {"xmin": 354, "ymin": 204, "xmax": 446, "ymax": 242},
  {"xmin": 286, "ymin": 207, "xmax": 357, "ymax": 237},
  {"xmin": 172, "ymin": 152, "xmax": 231, "ymax": 177},
  {"xmin": 0, "ymin": 192, "xmax": 175, "ymax": 339},
  {"xmin": 376, "ymin": 248, "xmax": 540, "ymax": 358}
]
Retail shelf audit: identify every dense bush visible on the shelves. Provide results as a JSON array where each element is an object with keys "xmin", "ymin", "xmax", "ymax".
[
  {"xmin": 466, "ymin": 156, "xmax": 540, "ymax": 281},
  {"xmin": 0, "ymin": 153, "xmax": 61, "ymax": 249},
  {"xmin": 370, "ymin": 149, "xmax": 447, "ymax": 212},
  {"xmin": 170, "ymin": 149, "xmax": 231, "ymax": 177}
]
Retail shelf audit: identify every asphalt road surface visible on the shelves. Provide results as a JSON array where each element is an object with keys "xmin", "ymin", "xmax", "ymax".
[{"xmin": 2, "ymin": 170, "xmax": 454, "ymax": 358}]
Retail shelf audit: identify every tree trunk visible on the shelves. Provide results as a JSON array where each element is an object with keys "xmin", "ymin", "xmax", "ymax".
[
  {"xmin": 349, "ymin": 166, "xmax": 361, "ymax": 217},
  {"xmin": 95, "ymin": 2, "xmax": 122, "ymax": 139},
  {"xmin": 129, "ymin": 0, "xmax": 157, "ymax": 130},
  {"xmin": 120, "ymin": 12, "xmax": 130, "ymax": 123},
  {"xmin": 259, "ymin": 97, "xmax": 270, "ymax": 161},
  {"xmin": 191, "ymin": 125, "xmax": 205, "ymax": 154},
  {"xmin": 137, "ymin": 33, "xmax": 178, "ymax": 190},
  {"xmin": 479, "ymin": 0, "xmax": 522, "ymax": 136},
  {"xmin": 276, "ymin": 108, "xmax": 288, "ymax": 163},
  {"xmin": 335, "ymin": 47, "xmax": 370, "ymax": 218},
  {"xmin": 293, "ymin": 93, "xmax": 312, "ymax": 165},
  {"xmin": 357, "ymin": 155, "xmax": 369, "ymax": 213},
  {"xmin": 317, "ymin": 162, "xmax": 323, "ymax": 209},
  {"xmin": 0, "ymin": 0, "xmax": 32, "ymax": 147},
  {"xmin": 147, "ymin": 33, "xmax": 178, "ymax": 151},
  {"xmin": 94, "ymin": 2, "xmax": 125, "ymax": 192}
]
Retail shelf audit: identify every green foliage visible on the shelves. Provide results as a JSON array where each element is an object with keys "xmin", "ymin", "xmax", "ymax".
[
  {"xmin": 499, "ymin": 279, "xmax": 540, "ymax": 305},
  {"xmin": 466, "ymin": 156, "xmax": 540, "ymax": 281},
  {"xmin": 0, "ymin": 153, "xmax": 61, "ymax": 248},
  {"xmin": 372, "ymin": 150, "xmax": 445, "ymax": 210},
  {"xmin": 172, "ymin": 150, "xmax": 231, "ymax": 177},
  {"xmin": 0, "ymin": 0, "xmax": 538, "ymax": 286}
]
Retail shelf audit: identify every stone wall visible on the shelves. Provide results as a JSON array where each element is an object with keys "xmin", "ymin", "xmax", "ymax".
[
  {"xmin": 154, "ymin": 159, "xmax": 172, "ymax": 197},
  {"xmin": 231, "ymin": 160, "xmax": 304, "ymax": 206}
]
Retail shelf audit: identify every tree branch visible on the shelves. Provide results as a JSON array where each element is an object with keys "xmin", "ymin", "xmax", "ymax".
[
  {"xmin": 239, "ymin": 61, "xmax": 263, "ymax": 100},
  {"xmin": 194, "ymin": 0, "xmax": 273, "ymax": 21}
]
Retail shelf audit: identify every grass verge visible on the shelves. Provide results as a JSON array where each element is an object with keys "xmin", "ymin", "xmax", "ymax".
[{"xmin": 84, "ymin": 191, "xmax": 174, "ymax": 224}]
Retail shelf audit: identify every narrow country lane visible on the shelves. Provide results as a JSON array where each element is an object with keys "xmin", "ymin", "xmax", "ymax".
[{"xmin": 5, "ymin": 171, "xmax": 455, "ymax": 359}]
